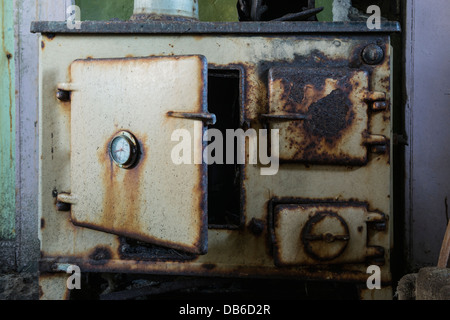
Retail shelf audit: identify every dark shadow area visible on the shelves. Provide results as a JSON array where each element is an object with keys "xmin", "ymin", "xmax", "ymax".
[
  {"xmin": 207, "ymin": 69, "xmax": 242, "ymax": 228},
  {"xmin": 70, "ymin": 273, "xmax": 360, "ymax": 300}
]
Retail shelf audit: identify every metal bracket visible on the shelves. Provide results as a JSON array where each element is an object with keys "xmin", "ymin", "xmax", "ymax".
[
  {"xmin": 365, "ymin": 91, "xmax": 388, "ymax": 111},
  {"xmin": 167, "ymin": 111, "xmax": 216, "ymax": 125},
  {"xmin": 56, "ymin": 83, "xmax": 78, "ymax": 102},
  {"xmin": 56, "ymin": 193, "xmax": 78, "ymax": 205},
  {"xmin": 364, "ymin": 134, "xmax": 387, "ymax": 146},
  {"xmin": 364, "ymin": 134, "xmax": 388, "ymax": 154}
]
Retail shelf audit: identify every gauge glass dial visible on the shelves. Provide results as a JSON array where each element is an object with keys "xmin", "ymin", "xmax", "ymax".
[
  {"xmin": 111, "ymin": 136, "xmax": 131, "ymax": 165},
  {"xmin": 109, "ymin": 131, "xmax": 138, "ymax": 168}
]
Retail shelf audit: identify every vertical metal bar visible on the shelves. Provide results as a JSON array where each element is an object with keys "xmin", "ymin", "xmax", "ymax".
[
  {"xmin": 14, "ymin": 0, "xmax": 39, "ymax": 272},
  {"xmin": 0, "ymin": 0, "xmax": 16, "ymax": 240},
  {"xmin": 12, "ymin": 0, "xmax": 69, "ymax": 271},
  {"xmin": 403, "ymin": 0, "xmax": 415, "ymax": 271}
]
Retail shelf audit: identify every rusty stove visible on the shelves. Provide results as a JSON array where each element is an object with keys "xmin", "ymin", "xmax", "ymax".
[{"xmin": 32, "ymin": 4, "xmax": 400, "ymax": 300}]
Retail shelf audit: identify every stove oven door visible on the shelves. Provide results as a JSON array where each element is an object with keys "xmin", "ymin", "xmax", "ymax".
[
  {"xmin": 264, "ymin": 67, "xmax": 388, "ymax": 165},
  {"xmin": 57, "ymin": 55, "xmax": 211, "ymax": 255}
]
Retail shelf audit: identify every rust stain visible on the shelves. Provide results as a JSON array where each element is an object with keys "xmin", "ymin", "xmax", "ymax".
[
  {"xmin": 89, "ymin": 246, "xmax": 113, "ymax": 265},
  {"xmin": 91, "ymin": 129, "xmax": 205, "ymax": 254},
  {"xmin": 258, "ymin": 49, "xmax": 364, "ymax": 76},
  {"xmin": 379, "ymin": 75, "xmax": 391, "ymax": 92},
  {"xmin": 269, "ymin": 67, "xmax": 366, "ymax": 165},
  {"xmin": 39, "ymin": 255, "xmax": 387, "ymax": 284},
  {"xmin": 303, "ymin": 89, "xmax": 353, "ymax": 140},
  {"xmin": 201, "ymin": 263, "xmax": 216, "ymax": 270},
  {"xmin": 44, "ymin": 33, "xmax": 56, "ymax": 40},
  {"xmin": 98, "ymin": 130, "xmax": 147, "ymax": 239},
  {"xmin": 192, "ymin": 160, "xmax": 208, "ymax": 253}
]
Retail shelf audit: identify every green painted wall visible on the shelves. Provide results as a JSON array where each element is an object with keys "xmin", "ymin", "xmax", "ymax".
[
  {"xmin": 75, "ymin": 0, "xmax": 133, "ymax": 21},
  {"xmin": 316, "ymin": 0, "xmax": 333, "ymax": 22},
  {"xmin": 198, "ymin": 0, "xmax": 238, "ymax": 21},
  {"xmin": 0, "ymin": 0, "xmax": 16, "ymax": 240}
]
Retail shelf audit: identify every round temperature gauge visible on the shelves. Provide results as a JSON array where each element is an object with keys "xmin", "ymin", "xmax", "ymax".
[{"xmin": 109, "ymin": 131, "xmax": 139, "ymax": 168}]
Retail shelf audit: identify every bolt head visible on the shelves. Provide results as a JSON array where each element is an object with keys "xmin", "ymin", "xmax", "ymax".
[{"xmin": 362, "ymin": 44, "xmax": 385, "ymax": 65}]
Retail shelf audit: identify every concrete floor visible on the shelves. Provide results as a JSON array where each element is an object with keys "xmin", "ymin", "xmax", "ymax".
[{"xmin": 0, "ymin": 272, "xmax": 38, "ymax": 300}]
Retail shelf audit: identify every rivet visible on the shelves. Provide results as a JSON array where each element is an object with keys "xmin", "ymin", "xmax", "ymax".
[{"xmin": 362, "ymin": 44, "xmax": 385, "ymax": 65}]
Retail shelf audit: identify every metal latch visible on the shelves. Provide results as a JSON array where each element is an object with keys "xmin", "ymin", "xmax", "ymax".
[
  {"xmin": 167, "ymin": 111, "xmax": 216, "ymax": 125},
  {"xmin": 262, "ymin": 90, "xmax": 389, "ymax": 154}
]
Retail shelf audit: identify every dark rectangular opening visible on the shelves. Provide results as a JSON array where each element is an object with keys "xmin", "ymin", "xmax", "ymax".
[{"xmin": 207, "ymin": 68, "xmax": 242, "ymax": 229}]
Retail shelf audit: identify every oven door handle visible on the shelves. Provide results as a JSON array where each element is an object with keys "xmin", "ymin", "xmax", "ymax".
[
  {"xmin": 167, "ymin": 111, "xmax": 216, "ymax": 125},
  {"xmin": 260, "ymin": 112, "xmax": 308, "ymax": 122}
]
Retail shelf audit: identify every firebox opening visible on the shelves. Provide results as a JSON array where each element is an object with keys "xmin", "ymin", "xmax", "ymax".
[{"xmin": 207, "ymin": 68, "xmax": 242, "ymax": 229}]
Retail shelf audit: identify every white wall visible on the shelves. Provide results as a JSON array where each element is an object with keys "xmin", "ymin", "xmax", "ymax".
[{"xmin": 405, "ymin": 0, "xmax": 450, "ymax": 269}]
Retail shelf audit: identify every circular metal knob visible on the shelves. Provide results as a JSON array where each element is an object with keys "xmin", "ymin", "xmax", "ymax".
[
  {"xmin": 301, "ymin": 211, "xmax": 350, "ymax": 261},
  {"xmin": 362, "ymin": 44, "xmax": 385, "ymax": 65}
]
